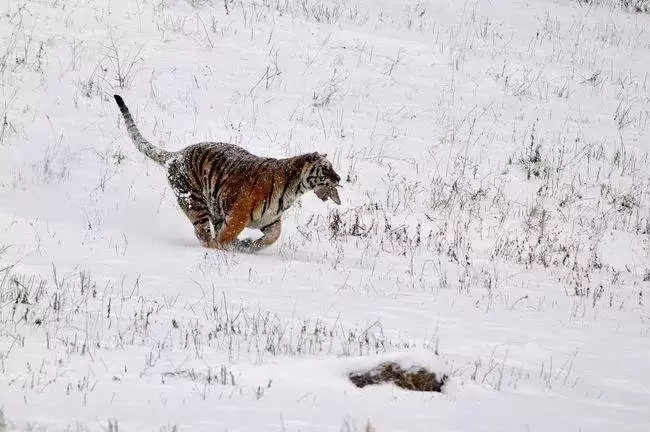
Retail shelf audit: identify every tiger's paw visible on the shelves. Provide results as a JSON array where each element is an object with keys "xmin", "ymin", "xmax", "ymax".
[{"xmin": 232, "ymin": 238, "xmax": 258, "ymax": 253}]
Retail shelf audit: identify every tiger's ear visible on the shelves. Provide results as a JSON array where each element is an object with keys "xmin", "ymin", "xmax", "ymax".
[
  {"xmin": 320, "ymin": 153, "xmax": 328, "ymax": 158},
  {"xmin": 304, "ymin": 152, "xmax": 321, "ymax": 163}
]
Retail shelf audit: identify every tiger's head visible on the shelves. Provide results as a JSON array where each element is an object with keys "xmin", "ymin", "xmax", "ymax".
[{"xmin": 301, "ymin": 152, "xmax": 342, "ymax": 205}]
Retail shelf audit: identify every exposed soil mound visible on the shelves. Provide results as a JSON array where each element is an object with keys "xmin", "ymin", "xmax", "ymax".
[{"xmin": 349, "ymin": 361, "xmax": 447, "ymax": 392}]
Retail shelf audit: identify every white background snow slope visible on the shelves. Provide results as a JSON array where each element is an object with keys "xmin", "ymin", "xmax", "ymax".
[{"xmin": 0, "ymin": 0, "xmax": 649, "ymax": 430}]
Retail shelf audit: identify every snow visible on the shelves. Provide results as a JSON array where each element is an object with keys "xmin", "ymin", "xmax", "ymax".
[{"xmin": 0, "ymin": 0, "xmax": 649, "ymax": 431}]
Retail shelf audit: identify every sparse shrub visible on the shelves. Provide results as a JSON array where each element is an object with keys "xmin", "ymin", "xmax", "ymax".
[
  {"xmin": 161, "ymin": 365, "xmax": 235, "ymax": 386},
  {"xmin": 600, "ymin": 183, "xmax": 639, "ymax": 214},
  {"xmin": 579, "ymin": 0, "xmax": 650, "ymax": 13},
  {"xmin": 0, "ymin": 114, "xmax": 17, "ymax": 145},
  {"xmin": 327, "ymin": 207, "xmax": 373, "ymax": 239},
  {"xmin": 112, "ymin": 149, "xmax": 127, "ymax": 165},
  {"xmin": 312, "ymin": 67, "xmax": 347, "ymax": 108},
  {"xmin": 100, "ymin": 39, "xmax": 144, "ymax": 89},
  {"xmin": 518, "ymin": 121, "xmax": 550, "ymax": 180},
  {"xmin": 79, "ymin": 64, "xmax": 109, "ymax": 99},
  {"xmin": 0, "ymin": 408, "xmax": 8, "ymax": 432},
  {"xmin": 186, "ymin": 0, "xmax": 211, "ymax": 7},
  {"xmin": 620, "ymin": 0, "xmax": 650, "ymax": 12},
  {"xmin": 302, "ymin": 0, "xmax": 343, "ymax": 23}
]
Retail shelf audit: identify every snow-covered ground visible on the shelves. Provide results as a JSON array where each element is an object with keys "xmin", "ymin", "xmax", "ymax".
[{"xmin": 0, "ymin": 0, "xmax": 649, "ymax": 430}]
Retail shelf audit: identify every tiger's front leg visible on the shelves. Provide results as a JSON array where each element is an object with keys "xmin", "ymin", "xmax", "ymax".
[
  {"xmin": 238, "ymin": 219, "xmax": 282, "ymax": 252},
  {"xmin": 214, "ymin": 202, "xmax": 281, "ymax": 253}
]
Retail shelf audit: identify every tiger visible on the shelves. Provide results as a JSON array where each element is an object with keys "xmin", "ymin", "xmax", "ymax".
[{"xmin": 113, "ymin": 95, "xmax": 341, "ymax": 253}]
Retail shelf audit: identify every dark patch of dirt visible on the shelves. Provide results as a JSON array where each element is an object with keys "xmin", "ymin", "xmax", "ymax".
[{"xmin": 349, "ymin": 361, "xmax": 447, "ymax": 392}]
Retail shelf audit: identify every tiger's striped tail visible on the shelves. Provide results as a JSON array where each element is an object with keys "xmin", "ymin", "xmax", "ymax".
[{"xmin": 113, "ymin": 95, "xmax": 172, "ymax": 166}]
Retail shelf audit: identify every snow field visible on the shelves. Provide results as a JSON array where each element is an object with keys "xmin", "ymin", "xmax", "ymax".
[{"xmin": 0, "ymin": 0, "xmax": 649, "ymax": 430}]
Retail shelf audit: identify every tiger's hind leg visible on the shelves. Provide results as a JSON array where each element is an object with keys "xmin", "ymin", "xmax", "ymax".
[
  {"xmin": 175, "ymin": 191, "xmax": 221, "ymax": 248},
  {"xmin": 167, "ymin": 167, "xmax": 221, "ymax": 248}
]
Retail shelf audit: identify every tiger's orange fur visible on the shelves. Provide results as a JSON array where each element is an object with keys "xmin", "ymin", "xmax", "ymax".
[{"xmin": 114, "ymin": 95, "xmax": 341, "ymax": 252}]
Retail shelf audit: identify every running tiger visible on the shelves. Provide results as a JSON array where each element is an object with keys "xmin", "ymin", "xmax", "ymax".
[{"xmin": 113, "ymin": 95, "xmax": 341, "ymax": 252}]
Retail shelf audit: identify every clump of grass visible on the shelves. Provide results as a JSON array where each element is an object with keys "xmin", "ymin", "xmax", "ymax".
[
  {"xmin": 349, "ymin": 361, "xmax": 447, "ymax": 392},
  {"xmin": 517, "ymin": 120, "xmax": 550, "ymax": 180}
]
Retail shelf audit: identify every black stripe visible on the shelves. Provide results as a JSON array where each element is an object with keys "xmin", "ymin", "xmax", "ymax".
[
  {"xmin": 212, "ymin": 158, "xmax": 239, "ymax": 189},
  {"xmin": 211, "ymin": 184, "xmax": 224, "ymax": 204},
  {"xmin": 206, "ymin": 154, "xmax": 223, "ymax": 191},
  {"xmin": 250, "ymin": 159, "xmax": 272, "ymax": 185},
  {"xmin": 192, "ymin": 215, "xmax": 210, "ymax": 226},
  {"xmin": 194, "ymin": 149, "xmax": 211, "ymax": 185},
  {"xmin": 260, "ymin": 219, "xmax": 279, "ymax": 231},
  {"xmin": 277, "ymin": 181, "xmax": 292, "ymax": 213},
  {"xmin": 210, "ymin": 158, "xmax": 239, "ymax": 201},
  {"xmin": 188, "ymin": 189, "xmax": 204, "ymax": 201},
  {"xmin": 185, "ymin": 150, "xmax": 203, "ymax": 187},
  {"xmin": 196, "ymin": 149, "xmax": 211, "ymax": 174},
  {"xmin": 305, "ymin": 165, "xmax": 319, "ymax": 187},
  {"xmin": 213, "ymin": 201, "xmax": 224, "ymax": 221},
  {"xmin": 262, "ymin": 179, "xmax": 275, "ymax": 216}
]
